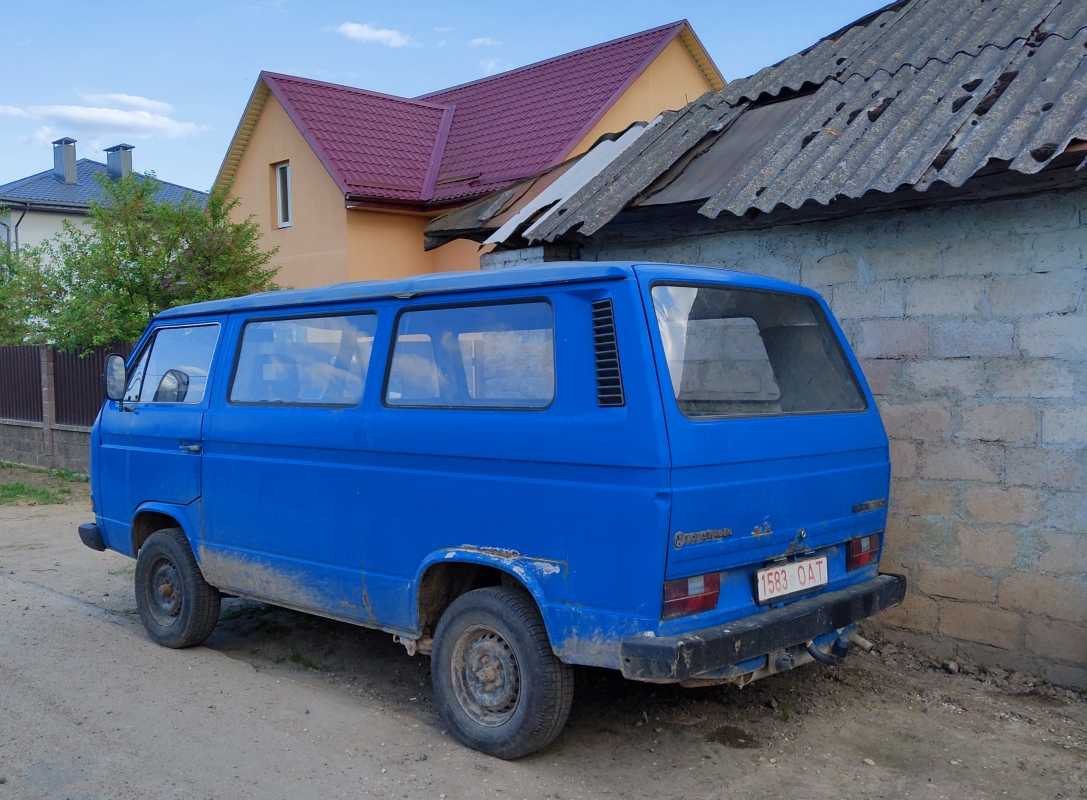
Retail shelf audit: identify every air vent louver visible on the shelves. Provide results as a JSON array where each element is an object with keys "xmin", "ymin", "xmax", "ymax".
[{"xmin": 591, "ymin": 299, "xmax": 625, "ymax": 407}]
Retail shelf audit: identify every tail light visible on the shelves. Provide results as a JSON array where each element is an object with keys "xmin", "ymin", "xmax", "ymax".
[
  {"xmin": 847, "ymin": 534, "xmax": 880, "ymax": 571},
  {"xmin": 663, "ymin": 572, "xmax": 721, "ymax": 620}
]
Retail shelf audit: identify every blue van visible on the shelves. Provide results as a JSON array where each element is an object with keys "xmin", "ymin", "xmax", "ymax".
[{"xmin": 80, "ymin": 262, "xmax": 904, "ymax": 759}]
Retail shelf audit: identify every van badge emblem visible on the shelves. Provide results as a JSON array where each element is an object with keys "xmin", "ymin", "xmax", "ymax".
[{"xmin": 673, "ymin": 528, "xmax": 732, "ymax": 549}]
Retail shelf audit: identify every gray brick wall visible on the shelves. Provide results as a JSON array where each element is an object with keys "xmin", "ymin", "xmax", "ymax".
[
  {"xmin": 0, "ymin": 420, "xmax": 90, "ymax": 473},
  {"xmin": 581, "ymin": 187, "xmax": 1087, "ymax": 687}
]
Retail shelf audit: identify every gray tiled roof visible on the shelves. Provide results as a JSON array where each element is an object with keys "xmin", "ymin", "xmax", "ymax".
[{"xmin": 0, "ymin": 160, "xmax": 207, "ymax": 211}]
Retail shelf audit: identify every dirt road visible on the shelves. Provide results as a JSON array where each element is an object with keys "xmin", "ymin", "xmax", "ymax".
[{"xmin": 0, "ymin": 467, "xmax": 1084, "ymax": 799}]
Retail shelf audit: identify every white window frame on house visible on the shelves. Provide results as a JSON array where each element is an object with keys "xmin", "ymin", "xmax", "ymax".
[{"xmin": 276, "ymin": 162, "xmax": 292, "ymax": 228}]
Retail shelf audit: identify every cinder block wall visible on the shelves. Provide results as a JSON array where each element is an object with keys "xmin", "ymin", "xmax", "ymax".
[{"xmin": 582, "ymin": 188, "xmax": 1087, "ymax": 687}]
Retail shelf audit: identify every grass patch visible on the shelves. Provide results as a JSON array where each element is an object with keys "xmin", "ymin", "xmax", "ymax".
[
  {"xmin": 289, "ymin": 647, "xmax": 320, "ymax": 671},
  {"xmin": 108, "ymin": 564, "xmax": 136, "ymax": 576},
  {"xmin": 0, "ymin": 461, "xmax": 88, "ymax": 483},
  {"xmin": 0, "ymin": 482, "xmax": 69, "ymax": 505}
]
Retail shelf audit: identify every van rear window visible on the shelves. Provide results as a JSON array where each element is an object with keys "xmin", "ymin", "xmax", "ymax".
[
  {"xmin": 386, "ymin": 302, "xmax": 554, "ymax": 409},
  {"xmin": 230, "ymin": 314, "xmax": 377, "ymax": 405},
  {"xmin": 651, "ymin": 284, "xmax": 866, "ymax": 418}
]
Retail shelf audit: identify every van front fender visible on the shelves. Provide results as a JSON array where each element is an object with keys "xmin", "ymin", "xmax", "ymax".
[{"xmin": 129, "ymin": 500, "xmax": 202, "ymax": 558}]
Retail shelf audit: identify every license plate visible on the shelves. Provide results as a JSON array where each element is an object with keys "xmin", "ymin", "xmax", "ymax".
[{"xmin": 756, "ymin": 556, "xmax": 828, "ymax": 603}]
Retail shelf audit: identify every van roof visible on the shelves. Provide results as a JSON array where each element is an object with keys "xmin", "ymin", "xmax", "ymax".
[{"xmin": 155, "ymin": 262, "xmax": 811, "ymax": 319}]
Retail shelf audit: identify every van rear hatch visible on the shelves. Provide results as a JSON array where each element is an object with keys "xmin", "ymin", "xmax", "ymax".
[{"xmin": 635, "ymin": 267, "xmax": 890, "ymax": 624}]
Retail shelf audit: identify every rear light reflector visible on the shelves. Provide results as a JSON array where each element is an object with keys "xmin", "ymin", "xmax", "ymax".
[
  {"xmin": 662, "ymin": 572, "xmax": 721, "ymax": 620},
  {"xmin": 847, "ymin": 534, "xmax": 880, "ymax": 571}
]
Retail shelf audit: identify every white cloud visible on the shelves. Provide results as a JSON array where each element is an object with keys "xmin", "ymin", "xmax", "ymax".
[
  {"xmin": 479, "ymin": 58, "xmax": 511, "ymax": 76},
  {"xmin": 333, "ymin": 22, "xmax": 412, "ymax": 47},
  {"xmin": 0, "ymin": 105, "xmax": 28, "ymax": 116},
  {"xmin": 28, "ymin": 105, "xmax": 206, "ymax": 139},
  {"xmin": 470, "ymin": 37, "xmax": 500, "ymax": 46},
  {"xmin": 78, "ymin": 93, "xmax": 174, "ymax": 115}
]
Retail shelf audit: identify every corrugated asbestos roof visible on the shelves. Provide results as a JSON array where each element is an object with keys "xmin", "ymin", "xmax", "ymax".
[
  {"xmin": 0, "ymin": 160, "xmax": 207, "ymax": 211},
  {"xmin": 493, "ymin": 0, "xmax": 1087, "ymax": 245},
  {"xmin": 217, "ymin": 22, "xmax": 723, "ymax": 210}
]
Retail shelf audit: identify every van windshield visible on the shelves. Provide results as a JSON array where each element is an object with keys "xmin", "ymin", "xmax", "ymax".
[{"xmin": 651, "ymin": 283, "xmax": 866, "ymax": 419}]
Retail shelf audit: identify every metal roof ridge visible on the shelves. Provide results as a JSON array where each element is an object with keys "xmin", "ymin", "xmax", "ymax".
[{"xmin": 413, "ymin": 21, "xmax": 687, "ymax": 101}]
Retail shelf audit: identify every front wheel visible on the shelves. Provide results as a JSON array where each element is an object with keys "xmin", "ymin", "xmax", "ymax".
[
  {"xmin": 431, "ymin": 586, "xmax": 574, "ymax": 759},
  {"xmin": 135, "ymin": 528, "xmax": 221, "ymax": 648}
]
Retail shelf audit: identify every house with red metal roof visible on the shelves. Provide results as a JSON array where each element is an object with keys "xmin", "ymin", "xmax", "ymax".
[{"xmin": 215, "ymin": 21, "xmax": 722, "ymax": 288}]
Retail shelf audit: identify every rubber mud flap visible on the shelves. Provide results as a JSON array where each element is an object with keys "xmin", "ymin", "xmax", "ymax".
[{"xmin": 620, "ymin": 573, "xmax": 906, "ymax": 682}]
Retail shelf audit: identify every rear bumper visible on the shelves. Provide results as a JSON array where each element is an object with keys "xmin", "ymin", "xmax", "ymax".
[{"xmin": 620, "ymin": 573, "xmax": 906, "ymax": 682}]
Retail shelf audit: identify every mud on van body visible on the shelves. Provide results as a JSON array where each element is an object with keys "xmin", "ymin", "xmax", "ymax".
[{"xmin": 80, "ymin": 262, "xmax": 905, "ymax": 759}]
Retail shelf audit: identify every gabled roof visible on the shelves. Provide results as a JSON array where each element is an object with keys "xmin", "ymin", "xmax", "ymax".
[
  {"xmin": 491, "ymin": 0, "xmax": 1087, "ymax": 246},
  {"xmin": 0, "ymin": 160, "xmax": 207, "ymax": 213},
  {"xmin": 215, "ymin": 21, "xmax": 722, "ymax": 210}
]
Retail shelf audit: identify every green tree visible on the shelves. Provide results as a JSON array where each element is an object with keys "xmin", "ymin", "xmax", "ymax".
[
  {"xmin": 0, "ymin": 241, "xmax": 41, "ymax": 345},
  {"xmin": 30, "ymin": 173, "xmax": 280, "ymax": 351}
]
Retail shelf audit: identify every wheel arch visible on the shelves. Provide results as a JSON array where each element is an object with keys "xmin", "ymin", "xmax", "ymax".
[
  {"xmin": 131, "ymin": 502, "xmax": 198, "ymax": 556},
  {"xmin": 414, "ymin": 549, "xmax": 560, "ymax": 646}
]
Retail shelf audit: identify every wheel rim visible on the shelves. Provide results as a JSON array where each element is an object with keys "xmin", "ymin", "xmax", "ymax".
[
  {"xmin": 450, "ymin": 624, "xmax": 520, "ymax": 727},
  {"xmin": 145, "ymin": 556, "xmax": 183, "ymax": 627}
]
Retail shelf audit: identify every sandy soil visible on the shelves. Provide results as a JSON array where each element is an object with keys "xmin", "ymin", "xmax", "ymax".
[{"xmin": 0, "ymin": 465, "xmax": 1083, "ymax": 799}]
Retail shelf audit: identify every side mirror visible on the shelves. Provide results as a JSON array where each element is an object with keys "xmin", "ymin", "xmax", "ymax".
[
  {"xmin": 153, "ymin": 369, "xmax": 190, "ymax": 403},
  {"xmin": 104, "ymin": 354, "xmax": 127, "ymax": 401}
]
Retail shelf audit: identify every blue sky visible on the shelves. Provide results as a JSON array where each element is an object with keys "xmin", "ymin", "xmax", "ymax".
[{"xmin": 0, "ymin": 1, "xmax": 890, "ymax": 192}]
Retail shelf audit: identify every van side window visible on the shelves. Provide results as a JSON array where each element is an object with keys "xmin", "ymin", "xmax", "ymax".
[
  {"xmin": 230, "ymin": 314, "xmax": 378, "ymax": 406},
  {"xmin": 123, "ymin": 324, "xmax": 220, "ymax": 404},
  {"xmin": 386, "ymin": 302, "xmax": 554, "ymax": 409}
]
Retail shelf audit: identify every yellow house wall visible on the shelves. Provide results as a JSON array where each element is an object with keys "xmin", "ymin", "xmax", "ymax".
[
  {"xmin": 568, "ymin": 38, "xmax": 714, "ymax": 158},
  {"xmin": 230, "ymin": 93, "xmax": 349, "ymax": 290},
  {"xmin": 345, "ymin": 209, "xmax": 483, "ymax": 281}
]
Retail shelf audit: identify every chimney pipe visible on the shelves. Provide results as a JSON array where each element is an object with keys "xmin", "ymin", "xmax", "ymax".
[
  {"xmin": 52, "ymin": 137, "xmax": 78, "ymax": 184},
  {"xmin": 105, "ymin": 143, "xmax": 134, "ymax": 180}
]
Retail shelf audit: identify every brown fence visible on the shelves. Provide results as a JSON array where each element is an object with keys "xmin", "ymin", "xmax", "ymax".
[
  {"xmin": 0, "ymin": 346, "xmax": 43, "ymax": 422},
  {"xmin": 54, "ymin": 343, "xmax": 136, "ymax": 427}
]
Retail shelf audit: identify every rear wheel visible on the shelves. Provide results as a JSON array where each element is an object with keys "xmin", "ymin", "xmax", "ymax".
[
  {"xmin": 431, "ymin": 586, "xmax": 573, "ymax": 759},
  {"xmin": 135, "ymin": 528, "xmax": 221, "ymax": 648}
]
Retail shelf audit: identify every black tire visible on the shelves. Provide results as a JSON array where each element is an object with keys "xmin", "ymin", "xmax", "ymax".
[
  {"xmin": 134, "ymin": 528, "xmax": 221, "ymax": 649},
  {"xmin": 431, "ymin": 586, "xmax": 574, "ymax": 759}
]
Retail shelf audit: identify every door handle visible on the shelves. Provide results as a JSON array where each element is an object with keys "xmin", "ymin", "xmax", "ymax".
[{"xmin": 179, "ymin": 444, "xmax": 202, "ymax": 454}]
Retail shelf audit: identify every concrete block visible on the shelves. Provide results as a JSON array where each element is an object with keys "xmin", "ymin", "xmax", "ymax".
[
  {"xmin": 1025, "ymin": 620, "xmax": 1087, "ymax": 665},
  {"xmin": 930, "ymin": 320, "xmax": 1015, "ymax": 358},
  {"xmin": 889, "ymin": 439, "xmax": 919, "ymax": 479},
  {"xmin": 892, "ymin": 480, "xmax": 956, "ymax": 517},
  {"xmin": 919, "ymin": 564, "xmax": 997, "ymax": 603},
  {"xmin": 885, "ymin": 513, "xmax": 923, "ymax": 550},
  {"xmin": 1046, "ymin": 663, "xmax": 1087, "ymax": 689},
  {"xmin": 858, "ymin": 359, "xmax": 901, "ymax": 396},
  {"xmin": 989, "ymin": 271, "xmax": 1083, "ymax": 317},
  {"xmin": 989, "ymin": 361, "xmax": 1075, "ymax": 399},
  {"xmin": 1028, "ymin": 227, "xmax": 1087, "ymax": 272},
  {"xmin": 1006, "ymin": 447, "xmax": 1086, "ymax": 489},
  {"xmin": 854, "ymin": 320, "xmax": 928, "ymax": 359},
  {"xmin": 866, "ymin": 240, "xmax": 943, "ymax": 281},
  {"xmin": 801, "ymin": 251, "xmax": 858, "ymax": 286},
  {"xmin": 1048, "ymin": 491, "xmax": 1087, "ymax": 533},
  {"xmin": 940, "ymin": 602, "xmax": 1021, "ymax": 649},
  {"xmin": 957, "ymin": 402, "xmax": 1037, "ymax": 444},
  {"xmin": 1020, "ymin": 316, "xmax": 1087, "ymax": 360},
  {"xmin": 905, "ymin": 360, "xmax": 984, "ymax": 397},
  {"xmin": 956, "ymin": 525, "xmax": 1019, "ymax": 569},
  {"xmin": 920, "ymin": 442, "xmax": 1003, "ymax": 483},
  {"xmin": 1036, "ymin": 532, "xmax": 1087, "ymax": 575},
  {"xmin": 906, "ymin": 277, "xmax": 985, "ymax": 316},
  {"xmin": 879, "ymin": 592, "xmax": 939, "ymax": 633},
  {"xmin": 1042, "ymin": 406, "xmax": 1087, "ymax": 447},
  {"xmin": 831, "ymin": 282, "xmax": 906, "ymax": 319},
  {"xmin": 963, "ymin": 486, "xmax": 1045, "ymax": 526},
  {"xmin": 881, "ymin": 400, "xmax": 952, "ymax": 441},
  {"xmin": 1001, "ymin": 573, "xmax": 1087, "ymax": 623},
  {"xmin": 942, "ymin": 233, "xmax": 1031, "ymax": 277}
]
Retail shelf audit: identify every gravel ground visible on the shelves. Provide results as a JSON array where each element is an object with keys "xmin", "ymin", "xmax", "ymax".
[{"xmin": 0, "ymin": 465, "xmax": 1083, "ymax": 799}]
